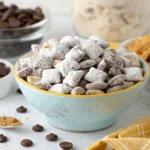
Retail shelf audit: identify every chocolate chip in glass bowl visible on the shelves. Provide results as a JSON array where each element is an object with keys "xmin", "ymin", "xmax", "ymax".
[
  {"xmin": 46, "ymin": 133, "xmax": 58, "ymax": 141},
  {"xmin": 21, "ymin": 139, "xmax": 33, "ymax": 147},
  {"xmin": 0, "ymin": 134, "xmax": 7, "ymax": 143},
  {"xmin": 32, "ymin": 124, "xmax": 44, "ymax": 132},
  {"xmin": 16, "ymin": 106, "xmax": 27, "ymax": 113},
  {"xmin": 8, "ymin": 17, "xmax": 21, "ymax": 28},
  {"xmin": 59, "ymin": 142, "xmax": 73, "ymax": 150}
]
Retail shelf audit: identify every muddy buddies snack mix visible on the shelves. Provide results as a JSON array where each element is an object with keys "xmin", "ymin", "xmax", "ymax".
[{"xmin": 16, "ymin": 35, "xmax": 145, "ymax": 95}]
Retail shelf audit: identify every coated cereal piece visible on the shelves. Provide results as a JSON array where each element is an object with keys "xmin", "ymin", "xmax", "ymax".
[
  {"xmin": 71, "ymin": 87, "xmax": 85, "ymax": 95},
  {"xmin": 63, "ymin": 70, "xmax": 84, "ymax": 87},
  {"xmin": 34, "ymin": 80, "xmax": 51, "ymax": 90},
  {"xmin": 86, "ymin": 90, "xmax": 104, "ymax": 95},
  {"xmin": 74, "ymin": 36, "xmax": 85, "ymax": 43},
  {"xmin": 108, "ymin": 74, "xmax": 126, "ymax": 87},
  {"xmin": 47, "ymin": 39, "xmax": 58, "ymax": 47},
  {"xmin": 80, "ymin": 59, "xmax": 96, "ymax": 69},
  {"xmin": 103, "ymin": 52, "xmax": 124, "ymax": 70},
  {"xmin": 120, "ymin": 56, "xmax": 132, "ymax": 67},
  {"xmin": 124, "ymin": 67, "xmax": 144, "ymax": 81},
  {"xmin": 59, "ymin": 36, "xmax": 79, "ymax": 47},
  {"xmin": 55, "ymin": 58, "xmax": 80, "ymax": 77},
  {"xmin": 31, "ymin": 44, "xmax": 41, "ymax": 55},
  {"xmin": 83, "ymin": 69, "xmax": 90, "ymax": 78},
  {"xmin": 19, "ymin": 57, "xmax": 33, "ymax": 69},
  {"xmin": 106, "ymin": 86, "xmax": 124, "ymax": 93},
  {"xmin": 33, "ymin": 56, "xmax": 53, "ymax": 69},
  {"xmin": 38, "ymin": 47, "xmax": 53, "ymax": 58},
  {"xmin": 85, "ymin": 67, "xmax": 108, "ymax": 83},
  {"xmin": 97, "ymin": 59, "xmax": 107, "ymax": 71},
  {"xmin": 80, "ymin": 55, "xmax": 89, "ymax": 62},
  {"xmin": 86, "ymin": 82, "xmax": 108, "ymax": 90},
  {"xmin": 77, "ymin": 79, "xmax": 89, "ymax": 89},
  {"xmin": 43, "ymin": 42, "xmax": 50, "ymax": 48},
  {"xmin": 95, "ymin": 58, "xmax": 102, "ymax": 65},
  {"xmin": 42, "ymin": 69, "xmax": 61, "ymax": 84},
  {"xmin": 17, "ymin": 67, "xmax": 32, "ymax": 78},
  {"xmin": 108, "ymin": 67, "xmax": 121, "ymax": 77},
  {"xmin": 52, "ymin": 60, "xmax": 61, "ymax": 68},
  {"xmin": 30, "ymin": 68, "xmax": 43, "ymax": 77},
  {"xmin": 49, "ymin": 84, "xmax": 72, "ymax": 94},
  {"xmin": 123, "ymin": 81, "xmax": 134, "ymax": 89},
  {"xmin": 16, "ymin": 62, "xmax": 21, "ymax": 71},
  {"xmin": 89, "ymin": 35, "xmax": 110, "ymax": 49},
  {"xmin": 27, "ymin": 76, "xmax": 41, "ymax": 85},
  {"xmin": 122, "ymin": 52, "xmax": 140, "ymax": 67},
  {"xmin": 51, "ymin": 43, "xmax": 70, "ymax": 60},
  {"xmin": 65, "ymin": 46, "xmax": 85, "ymax": 62},
  {"xmin": 81, "ymin": 40, "xmax": 104, "ymax": 59}
]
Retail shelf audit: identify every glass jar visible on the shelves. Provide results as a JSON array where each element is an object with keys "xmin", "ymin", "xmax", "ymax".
[{"xmin": 73, "ymin": 0, "xmax": 150, "ymax": 42}]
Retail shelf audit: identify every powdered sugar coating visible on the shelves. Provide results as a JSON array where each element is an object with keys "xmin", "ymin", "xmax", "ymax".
[
  {"xmin": 85, "ymin": 67, "xmax": 108, "ymax": 83},
  {"xmin": 55, "ymin": 58, "xmax": 80, "ymax": 77},
  {"xmin": 65, "ymin": 46, "xmax": 85, "ymax": 62},
  {"xmin": 63, "ymin": 70, "xmax": 84, "ymax": 87},
  {"xmin": 49, "ymin": 84, "xmax": 72, "ymax": 94},
  {"xmin": 42, "ymin": 69, "xmax": 61, "ymax": 84},
  {"xmin": 81, "ymin": 40, "xmax": 104, "ymax": 59}
]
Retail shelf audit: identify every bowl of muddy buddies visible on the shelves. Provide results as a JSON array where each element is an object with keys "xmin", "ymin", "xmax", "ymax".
[{"xmin": 14, "ymin": 36, "xmax": 149, "ymax": 132}]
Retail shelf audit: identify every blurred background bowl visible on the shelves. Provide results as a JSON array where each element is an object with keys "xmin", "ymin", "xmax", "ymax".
[
  {"xmin": 14, "ymin": 56, "xmax": 149, "ymax": 132},
  {"xmin": 120, "ymin": 37, "xmax": 150, "ymax": 92}
]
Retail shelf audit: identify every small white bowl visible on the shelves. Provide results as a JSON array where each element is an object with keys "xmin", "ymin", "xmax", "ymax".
[
  {"xmin": 120, "ymin": 37, "xmax": 150, "ymax": 92},
  {"xmin": 0, "ymin": 59, "xmax": 14, "ymax": 99}
]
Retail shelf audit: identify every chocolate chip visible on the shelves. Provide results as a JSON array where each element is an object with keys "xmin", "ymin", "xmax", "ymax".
[
  {"xmin": 0, "ymin": 62, "xmax": 10, "ymax": 78},
  {"xmin": 0, "ymin": 134, "xmax": 7, "ymax": 143},
  {"xmin": 16, "ymin": 88, "xmax": 22, "ymax": 94},
  {"xmin": 8, "ymin": 17, "xmax": 21, "ymax": 28},
  {"xmin": 0, "ymin": 21, "xmax": 9, "ymax": 28},
  {"xmin": 59, "ymin": 142, "xmax": 73, "ymax": 150},
  {"xmin": 21, "ymin": 139, "xmax": 33, "ymax": 147},
  {"xmin": 0, "ymin": 2, "xmax": 44, "ymax": 29},
  {"xmin": 32, "ymin": 124, "xmax": 44, "ymax": 132},
  {"xmin": 33, "ymin": 13, "xmax": 43, "ymax": 21},
  {"xmin": 17, "ymin": 13, "xmax": 27, "ymax": 20},
  {"xmin": 46, "ymin": 133, "xmax": 58, "ymax": 141},
  {"xmin": 1, "ymin": 8, "xmax": 15, "ymax": 21},
  {"xmin": 16, "ymin": 106, "xmax": 27, "ymax": 113}
]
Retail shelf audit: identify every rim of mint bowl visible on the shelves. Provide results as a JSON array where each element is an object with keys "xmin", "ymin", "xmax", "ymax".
[{"xmin": 14, "ymin": 57, "xmax": 150, "ymax": 98}]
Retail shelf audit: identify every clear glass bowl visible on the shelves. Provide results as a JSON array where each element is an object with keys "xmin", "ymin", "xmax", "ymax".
[
  {"xmin": 0, "ymin": 5, "xmax": 50, "ymax": 39},
  {"xmin": 0, "ymin": 6, "xmax": 51, "ymax": 63}
]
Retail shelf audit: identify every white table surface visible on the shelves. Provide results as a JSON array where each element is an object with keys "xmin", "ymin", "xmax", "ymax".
[{"xmin": 0, "ymin": 15, "xmax": 150, "ymax": 150}]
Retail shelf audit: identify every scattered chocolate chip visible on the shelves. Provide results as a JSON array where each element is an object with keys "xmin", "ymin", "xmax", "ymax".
[
  {"xmin": 16, "ymin": 89, "xmax": 22, "ymax": 94},
  {"xmin": 32, "ymin": 124, "xmax": 44, "ymax": 132},
  {"xmin": 0, "ymin": 62, "xmax": 10, "ymax": 78},
  {"xmin": 46, "ymin": 133, "xmax": 58, "ymax": 141},
  {"xmin": 16, "ymin": 106, "xmax": 27, "ymax": 113},
  {"xmin": 21, "ymin": 139, "xmax": 33, "ymax": 147},
  {"xmin": 8, "ymin": 17, "xmax": 21, "ymax": 28},
  {"xmin": 59, "ymin": 142, "xmax": 73, "ymax": 150},
  {"xmin": 0, "ymin": 134, "xmax": 7, "ymax": 143}
]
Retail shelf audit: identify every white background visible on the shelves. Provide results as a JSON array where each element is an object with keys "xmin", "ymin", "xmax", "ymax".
[{"xmin": 3, "ymin": 0, "xmax": 71, "ymax": 14}]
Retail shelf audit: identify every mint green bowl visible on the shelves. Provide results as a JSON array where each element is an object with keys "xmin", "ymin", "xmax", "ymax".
[{"xmin": 14, "ymin": 57, "xmax": 149, "ymax": 132}]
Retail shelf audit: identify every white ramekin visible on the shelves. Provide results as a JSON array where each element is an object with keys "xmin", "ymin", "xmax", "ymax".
[{"xmin": 0, "ymin": 59, "xmax": 14, "ymax": 99}]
